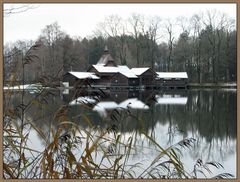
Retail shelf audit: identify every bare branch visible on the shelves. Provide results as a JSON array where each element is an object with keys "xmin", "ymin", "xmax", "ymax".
[{"xmin": 4, "ymin": 4, "xmax": 39, "ymax": 17}]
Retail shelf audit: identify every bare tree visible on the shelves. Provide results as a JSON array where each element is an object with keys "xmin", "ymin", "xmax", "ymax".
[
  {"xmin": 224, "ymin": 18, "xmax": 235, "ymax": 81},
  {"xmin": 4, "ymin": 4, "xmax": 38, "ymax": 17},
  {"xmin": 201, "ymin": 10, "xmax": 232, "ymax": 83},
  {"xmin": 128, "ymin": 13, "xmax": 145, "ymax": 67},
  {"xmin": 96, "ymin": 15, "xmax": 127, "ymax": 65},
  {"xmin": 146, "ymin": 16, "xmax": 162, "ymax": 70},
  {"xmin": 190, "ymin": 14, "xmax": 203, "ymax": 83},
  {"xmin": 177, "ymin": 16, "xmax": 191, "ymax": 34},
  {"xmin": 39, "ymin": 22, "xmax": 66, "ymax": 78},
  {"xmin": 164, "ymin": 19, "xmax": 175, "ymax": 71}
]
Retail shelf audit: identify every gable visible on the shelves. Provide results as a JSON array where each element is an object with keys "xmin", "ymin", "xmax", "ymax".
[
  {"xmin": 87, "ymin": 66, "xmax": 99, "ymax": 74},
  {"xmin": 111, "ymin": 72, "xmax": 128, "ymax": 80},
  {"xmin": 141, "ymin": 68, "xmax": 157, "ymax": 77}
]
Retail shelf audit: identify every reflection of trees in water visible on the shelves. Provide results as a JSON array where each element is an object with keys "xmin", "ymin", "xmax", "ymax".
[
  {"xmin": 166, "ymin": 90, "xmax": 236, "ymax": 163},
  {"xmin": 4, "ymin": 88, "xmax": 236, "ymax": 178},
  {"xmin": 4, "ymin": 90, "xmax": 66, "ymax": 145},
  {"xmin": 5, "ymin": 89, "xmax": 236, "ymax": 145},
  {"xmin": 163, "ymin": 90, "xmax": 234, "ymax": 146}
]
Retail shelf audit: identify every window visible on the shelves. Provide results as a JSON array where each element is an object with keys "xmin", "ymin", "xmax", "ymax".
[
  {"xmin": 62, "ymin": 82, "xmax": 69, "ymax": 94},
  {"xmin": 62, "ymin": 82, "xmax": 69, "ymax": 87}
]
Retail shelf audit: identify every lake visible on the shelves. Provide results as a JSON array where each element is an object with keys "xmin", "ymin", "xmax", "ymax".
[{"xmin": 3, "ymin": 88, "xmax": 237, "ymax": 178}]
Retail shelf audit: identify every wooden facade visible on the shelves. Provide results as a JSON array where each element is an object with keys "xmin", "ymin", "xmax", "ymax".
[
  {"xmin": 64, "ymin": 68, "xmax": 188, "ymax": 89},
  {"xmin": 138, "ymin": 69, "xmax": 157, "ymax": 86},
  {"xmin": 63, "ymin": 47, "xmax": 188, "ymax": 89},
  {"xmin": 111, "ymin": 73, "xmax": 139, "ymax": 87},
  {"xmin": 128, "ymin": 78, "xmax": 139, "ymax": 87},
  {"xmin": 63, "ymin": 72, "xmax": 94, "ymax": 88},
  {"xmin": 87, "ymin": 66, "xmax": 113, "ymax": 87},
  {"xmin": 155, "ymin": 78, "xmax": 188, "ymax": 88},
  {"xmin": 161, "ymin": 78, "xmax": 188, "ymax": 88},
  {"xmin": 111, "ymin": 73, "xmax": 128, "ymax": 86},
  {"xmin": 109, "ymin": 90, "xmax": 129, "ymax": 103},
  {"xmin": 63, "ymin": 73, "xmax": 78, "ymax": 87}
]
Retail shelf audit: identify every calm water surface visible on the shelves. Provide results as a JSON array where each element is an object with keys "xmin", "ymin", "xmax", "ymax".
[{"xmin": 4, "ymin": 88, "xmax": 237, "ymax": 178}]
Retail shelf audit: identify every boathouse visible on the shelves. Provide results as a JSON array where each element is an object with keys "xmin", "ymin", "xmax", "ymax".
[
  {"xmin": 131, "ymin": 68, "xmax": 157, "ymax": 87},
  {"xmin": 156, "ymin": 72, "xmax": 188, "ymax": 88},
  {"xmin": 88, "ymin": 65, "xmax": 139, "ymax": 87},
  {"xmin": 62, "ymin": 46, "xmax": 189, "ymax": 89},
  {"xmin": 62, "ymin": 72, "xmax": 99, "ymax": 88},
  {"xmin": 87, "ymin": 47, "xmax": 139, "ymax": 88}
]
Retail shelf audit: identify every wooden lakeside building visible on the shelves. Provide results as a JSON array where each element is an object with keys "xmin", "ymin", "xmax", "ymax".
[
  {"xmin": 87, "ymin": 65, "xmax": 139, "ymax": 88},
  {"xmin": 63, "ymin": 72, "xmax": 100, "ymax": 88},
  {"xmin": 156, "ymin": 72, "xmax": 189, "ymax": 89},
  {"xmin": 131, "ymin": 68, "xmax": 157, "ymax": 88},
  {"xmin": 62, "ymin": 46, "xmax": 188, "ymax": 90}
]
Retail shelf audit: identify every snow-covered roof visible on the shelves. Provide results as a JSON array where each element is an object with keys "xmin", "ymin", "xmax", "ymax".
[
  {"xmin": 92, "ymin": 65, "xmax": 138, "ymax": 78},
  {"xmin": 93, "ymin": 101, "xmax": 119, "ymax": 110},
  {"xmin": 119, "ymin": 98, "xmax": 149, "ymax": 109},
  {"xmin": 69, "ymin": 72, "xmax": 100, "ymax": 79},
  {"xmin": 92, "ymin": 101, "xmax": 119, "ymax": 117},
  {"xmin": 97, "ymin": 53, "xmax": 114, "ymax": 65},
  {"xmin": 97, "ymin": 46, "xmax": 116, "ymax": 66},
  {"xmin": 93, "ymin": 99, "xmax": 149, "ymax": 110},
  {"xmin": 118, "ymin": 66, "xmax": 138, "ymax": 78},
  {"xmin": 155, "ymin": 95, "xmax": 188, "ymax": 105},
  {"xmin": 92, "ymin": 99, "xmax": 149, "ymax": 117},
  {"xmin": 130, "ymin": 68, "xmax": 150, "ymax": 76},
  {"xmin": 69, "ymin": 96, "xmax": 98, "ymax": 105},
  {"xmin": 92, "ymin": 65, "xmax": 119, "ymax": 73},
  {"xmin": 156, "ymin": 72, "xmax": 188, "ymax": 79}
]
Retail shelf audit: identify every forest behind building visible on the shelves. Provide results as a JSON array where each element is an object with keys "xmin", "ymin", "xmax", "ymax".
[{"xmin": 4, "ymin": 11, "xmax": 237, "ymax": 84}]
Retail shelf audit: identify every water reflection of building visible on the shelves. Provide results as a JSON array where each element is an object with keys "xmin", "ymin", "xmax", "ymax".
[
  {"xmin": 155, "ymin": 95, "xmax": 188, "ymax": 105},
  {"xmin": 6, "ymin": 89, "xmax": 236, "ymax": 142},
  {"xmin": 66, "ymin": 89, "xmax": 189, "ymax": 118},
  {"xmin": 7, "ymin": 87, "xmax": 235, "ymax": 141},
  {"xmin": 92, "ymin": 98, "xmax": 149, "ymax": 117},
  {"xmin": 5, "ymin": 89, "xmax": 236, "ymax": 177}
]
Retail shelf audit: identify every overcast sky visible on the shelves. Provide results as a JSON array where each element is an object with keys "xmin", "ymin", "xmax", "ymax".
[{"xmin": 3, "ymin": 3, "xmax": 236, "ymax": 45}]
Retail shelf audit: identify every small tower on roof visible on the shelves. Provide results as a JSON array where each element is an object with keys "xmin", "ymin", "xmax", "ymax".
[
  {"xmin": 97, "ymin": 46, "xmax": 117, "ymax": 67},
  {"xmin": 104, "ymin": 45, "xmax": 108, "ymax": 53}
]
